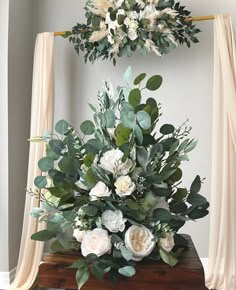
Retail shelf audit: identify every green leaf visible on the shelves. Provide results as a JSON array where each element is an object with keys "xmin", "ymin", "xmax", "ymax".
[
  {"xmin": 153, "ymin": 208, "xmax": 172, "ymax": 223},
  {"xmin": 50, "ymin": 239, "xmax": 66, "ymax": 252},
  {"xmin": 133, "ymin": 125, "xmax": 143, "ymax": 145},
  {"xmin": 154, "ymin": 187, "xmax": 172, "ymax": 197},
  {"xmin": 146, "ymin": 97, "xmax": 157, "ymax": 107},
  {"xmin": 34, "ymin": 176, "xmax": 47, "ymax": 189},
  {"xmin": 30, "ymin": 208, "xmax": 44, "ymax": 218},
  {"xmin": 55, "ymin": 120, "xmax": 70, "ymax": 135},
  {"xmin": 188, "ymin": 208, "xmax": 209, "ymax": 219},
  {"xmin": 91, "ymin": 263, "xmax": 105, "ymax": 281},
  {"xmin": 31, "ymin": 229, "xmax": 54, "ymax": 241},
  {"xmin": 134, "ymin": 73, "xmax": 146, "ymax": 85},
  {"xmin": 38, "ymin": 157, "xmax": 54, "ymax": 172},
  {"xmin": 80, "ymin": 120, "xmax": 95, "ymax": 135},
  {"xmin": 146, "ymin": 75, "xmax": 163, "ymax": 91},
  {"xmin": 120, "ymin": 246, "xmax": 133, "ymax": 261},
  {"xmin": 49, "ymin": 139, "xmax": 65, "ymax": 155},
  {"xmin": 58, "ymin": 156, "xmax": 78, "ymax": 175},
  {"xmin": 121, "ymin": 111, "xmax": 136, "ymax": 129},
  {"xmin": 172, "ymin": 188, "xmax": 188, "ymax": 201},
  {"xmin": 82, "ymin": 205, "xmax": 98, "ymax": 217},
  {"xmin": 187, "ymin": 193, "xmax": 207, "ymax": 206},
  {"xmin": 159, "ymin": 249, "xmax": 178, "ymax": 267},
  {"xmin": 160, "ymin": 124, "xmax": 175, "ymax": 135},
  {"xmin": 137, "ymin": 111, "xmax": 151, "ymax": 129},
  {"xmin": 46, "ymin": 145, "xmax": 60, "ymax": 160},
  {"xmin": 185, "ymin": 139, "xmax": 198, "ymax": 153},
  {"xmin": 69, "ymin": 259, "xmax": 87, "ymax": 269},
  {"xmin": 115, "ymin": 124, "xmax": 131, "ymax": 147},
  {"xmin": 190, "ymin": 175, "xmax": 201, "ymax": 193},
  {"xmin": 126, "ymin": 199, "xmax": 139, "ymax": 210},
  {"xmin": 178, "ymin": 139, "xmax": 190, "ymax": 152},
  {"xmin": 124, "ymin": 66, "xmax": 132, "ymax": 85},
  {"xmin": 105, "ymin": 110, "xmax": 116, "ymax": 128},
  {"xmin": 118, "ymin": 266, "xmax": 136, "ymax": 277},
  {"xmin": 76, "ymin": 268, "xmax": 90, "ymax": 290},
  {"xmin": 129, "ymin": 88, "xmax": 141, "ymax": 108},
  {"xmin": 136, "ymin": 147, "xmax": 149, "ymax": 169}
]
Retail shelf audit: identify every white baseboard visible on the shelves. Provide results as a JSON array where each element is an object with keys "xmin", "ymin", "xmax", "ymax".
[{"xmin": 0, "ymin": 267, "xmax": 16, "ymax": 290}]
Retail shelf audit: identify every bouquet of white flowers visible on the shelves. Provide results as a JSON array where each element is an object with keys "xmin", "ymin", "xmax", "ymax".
[
  {"xmin": 31, "ymin": 67, "xmax": 209, "ymax": 289},
  {"xmin": 66, "ymin": 0, "xmax": 200, "ymax": 64}
]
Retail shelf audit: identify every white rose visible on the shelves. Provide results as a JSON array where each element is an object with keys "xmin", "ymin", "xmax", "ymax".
[
  {"xmin": 159, "ymin": 232, "xmax": 175, "ymax": 253},
  {"xmin": 101, "ymin": 210, "xmax": 127, "ymax": 233},
  {"xmin": 100, "ymin": 149, "xmax": 133, "ymax": 176},
  {"xmin": 128, "ymin": 29, "xmax": 138, "ymax": 41},
  {"xmin": 115, "ymin": 176, "xmax": 136, "ymax": 197},
  {"xmin": 81, "ymin": 228, "xmax": 111, "ymax": 257},
  {"xmin": 125, "ymin": 225, "xmax": 155, "ymax": 259},
  {"xmin": 89, "ymin": 181, "xmax": 111, "ymax": 201},
  {"xmin": 73, "ymin": 228, "xmax": 88, "ymax": 243}
]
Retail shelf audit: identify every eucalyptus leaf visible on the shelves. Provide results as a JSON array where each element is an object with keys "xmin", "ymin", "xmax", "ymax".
[
  {"xmin": 34, "ymin": 176, "xmax": 47, "ymax": 189},
  {"xmin": 137, "ymin": 111, "xmax": 151, "ymax": 129},
  {"xmin": 133, "ymin": 125, "xmax": 143, "ymax": 145},
  {"xmin": 159, "ymin": 249, "xmax": 178, "ymax": 267},
  {"xmin": 146, "ymin": 75, "xmax": 163, "ymax": 91},
  {"xmin": 38, "ymin": 157, "xmax": 54, "ymax": 172},
  {"xmin": 124, "ymin": 66, "xmax": 132, "ymax": 85},
  {"xmin": 134, "ymin": 73, "xmax": 146, "ymax": 85},
  {"xmin": 190, "ymin": 175, "xmax": 201, "ymax": 193},
  {"xmin": 105, "ymin": 110, "xmax": 116, "ymax": 128},
  {"xmin": 118, "ymin": 266, "xmax": 136, "ymax": 277},
  {"xmin": 80, "ymin": 120, "xmax": 95, "ymax": 135},
  {"xmin": 55, "ymin": 119, "xmax": 70, "ymax": 135},
  {"xmin": 129, "ymin": 88, "xmax": 141, "ymax": 108},
  {"xmin": 31, "ymin": 229, "xmax": 55, "ymax": 241}
]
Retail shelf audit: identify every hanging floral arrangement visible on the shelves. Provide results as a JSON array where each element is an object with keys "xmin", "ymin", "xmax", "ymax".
[
  {"xmin": 65, "ymin": 0, "xmax": 200, "ymax": 64},
  {"xmin": 30, "ymin": 67, "xmax": 209, "ymax": 289}
]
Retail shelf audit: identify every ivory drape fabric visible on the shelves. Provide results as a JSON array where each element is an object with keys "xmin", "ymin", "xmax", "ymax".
[
  {"xmin": 206, "ymin": 15, "xmax": 236, "ymax": 290},
  {"xmin": 8, "ymin": 32, "xmax": 54, "ymax": 290}
]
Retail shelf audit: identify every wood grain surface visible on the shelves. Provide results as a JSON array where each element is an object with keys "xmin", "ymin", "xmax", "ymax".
[{"xmin": 38, "ymin": 235, "xmax": 205, "ymax": 290}]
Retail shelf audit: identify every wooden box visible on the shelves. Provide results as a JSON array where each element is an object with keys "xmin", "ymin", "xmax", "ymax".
[{"xmin": 38, "ymin": 235, "xmax": 205, "ymax": 290}]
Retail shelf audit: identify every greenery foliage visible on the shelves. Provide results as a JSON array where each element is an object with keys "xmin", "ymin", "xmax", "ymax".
[
  {"xmin": 30, "ymin": 67, "xmax": 209, "ymax": 289},
  {"xmin": 65, "ymin": 0, "xmax": 200, "ymax": 64}
]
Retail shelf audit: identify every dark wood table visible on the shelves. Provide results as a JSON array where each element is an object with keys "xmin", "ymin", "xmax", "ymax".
[{"xmin": 38, "ymin": 235, "xmax": 205, "ymax": 290}]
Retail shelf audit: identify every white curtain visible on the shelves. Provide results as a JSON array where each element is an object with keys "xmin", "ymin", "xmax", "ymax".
[
  {"xmin": 206, "ymin": 15, "xmax": 236, "ymax": 290},
  {"xmin": 8, "ymin": 32, "xmax": 54, "ymax": 290}
]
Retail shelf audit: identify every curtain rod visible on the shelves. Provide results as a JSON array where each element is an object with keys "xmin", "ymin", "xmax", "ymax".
[{"xmin": 54, "ymin": 15, "xmax": 215, "ymax": 36}]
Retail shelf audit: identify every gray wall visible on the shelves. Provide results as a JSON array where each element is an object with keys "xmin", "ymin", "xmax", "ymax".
[
  {"xmin": 8, "ymin": 0, "xmax": 33, "ymax": 271},
  {"xmin": 33, "ymin": 0, "xmax": 236, "ymax": 258},
  {"xmin": 0, "ymin": 0, "xmax": 33, "ymax": 273},
  {"xmin": 0, "ymin": 0, "xmax": 10, "ymax": 273}
]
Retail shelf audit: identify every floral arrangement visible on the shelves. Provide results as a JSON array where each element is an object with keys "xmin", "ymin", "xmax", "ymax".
[
  {"xmin": 31, "ymin": 67, "xmax": 209, "ymax": 289},
  {"xmin": 66, "ymin": 0, "xmax": 200, "ymax": 64}
]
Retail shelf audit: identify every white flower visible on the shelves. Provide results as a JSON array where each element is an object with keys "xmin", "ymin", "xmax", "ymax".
[
  {"xmin": 73, "ymin": 228, "xmax": 88, "ymax": 243},
  {"xmin": 114, "ymin": 0, "xmax": 124, "ymax": 8},
  {"xmin": 89, "ymin": 181, "xmax": 111, "ymax": 200},
  {"xmin": 139, "ymin": 4, "xmax": 160, "ymax": 31},
  {"xmin": 73, "ymin": 217, "xmax": 88, "ymax": 243},
  {"xmin": 128, "ymin": 29, "xmax": 138, "ymax": 41},
  {"xmin": 159, "ymin": 232, "xmax": 175, "ymax": 252},
  {"xmin": 101, "ymin": 210, "xmax": 127, "ymax": 232},
  {"xmin": 88, "ymin": 0, "xmax": 115, "ymax": 17},
  {"xmin": 100, "ymin": 149, "xmax": 133, "ymax": 176},
  {"xmin": 145, "ymin": 39, "xmax": 162, "ymax": 56},
  {"xmin": 148, "ymin": 0, "xmax": 159, "ymax": 5},
  {"xmin": 81, "ymin": 228, "xmax": 111, "ymax": 257},
  {"xmin": 89, "ymin": 21, "xmax": 109, "ymax": 42},
  {"xmin": 107, "ymin": 34, "xmax": 114, "ymax": 44},
  {"xmin": 125, "ymin": 225, "xmax": 155, "ymax": 259},
  {"xmin": 136, "ymin": 0, "xmax": 145, "ymax": 9},
  {"xmin": 115, "ymin": 176, "xmax": 136, "ymax": 197},
  {"xmin": 160, "ymin": 8, "xmax": 178, "ymax": 19}
]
